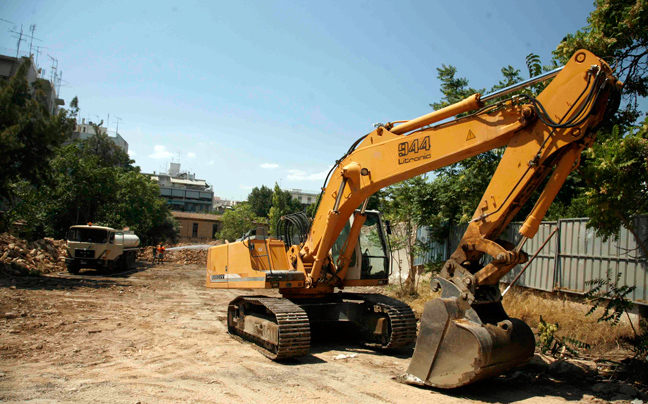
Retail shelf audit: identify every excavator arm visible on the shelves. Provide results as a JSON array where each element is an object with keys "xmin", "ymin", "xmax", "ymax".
[{"xmin": 299, "ymin": 50, "xmax": 620, "ymax": 296}]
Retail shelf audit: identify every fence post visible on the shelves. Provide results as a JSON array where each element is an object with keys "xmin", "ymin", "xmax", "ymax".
[{"xmin": 552, "ymin": 220, "xmax": 561, "ymax": 292}]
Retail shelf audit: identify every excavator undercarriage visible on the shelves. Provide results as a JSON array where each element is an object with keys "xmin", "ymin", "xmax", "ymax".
[
  {"xmin": 228, "ymin": 293, "xmax": 417, "ymax": 359},
  {"xmin": 208, "ymin": 49, "xmax": 621, "ymax": 389}
]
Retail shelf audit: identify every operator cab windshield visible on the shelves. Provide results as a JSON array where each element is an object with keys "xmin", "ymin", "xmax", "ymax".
[
  {"xmin": 358, "ymin": 213, "xmax": 389, "ymax": 279},
  {"xmin": 331, "ymin": 211, "xmax": 389, "ymax": 279},
  {"xmin": 68, "ymin": 228, "xmax": 108, "ymax": 244}
]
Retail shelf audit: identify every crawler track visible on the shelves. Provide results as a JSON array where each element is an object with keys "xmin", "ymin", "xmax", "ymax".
[
  {"xmin": 228, "ymin": 293, "xmax": 416, "ymax": 359},
  {"xmin": 228, "ymin": 296, "xmax": 311, "ymax": 360},
  {"xmin": 344, "ymin": 293, "xmax": 418, "ymax": 349}
]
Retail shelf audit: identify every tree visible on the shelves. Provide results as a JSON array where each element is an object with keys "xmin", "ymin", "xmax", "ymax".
[
  {"xmin": 267, "ymin": 183, "xmax": 303, "ymax": 235},
  {"xmin": 549, "ymin": 0, "xmax": 648, "ymax": 246},
  {"xmin": 0, "ymin": 60, "xmax": 76, "ymax": 230},
  {"xmin": 573, "ymin": 118, "xmax": 648, "ymax": 257},
  {"xmin": 553, "ymin": 0, "xmax": 648, "ymax": 115},
  {"xmin": 13, "ymin": 133, "xmax": 177, "ymax": 243},
  {"xmin": 421, "ymin": 63, "xmax": 530, "ymax": 240},
  {"xmin": 86, "ymin": 124, "xmax": 133, "ymax": 169},
  {"xmin": 381, "ymin": 176, "xmax": 436, "ymax": 295},
  {"xmin": 98, "ymin": 170, "xmax": 177, "ymax": 244},
  {"xmin": 247, "ymin": 185, "xmax": 274, "ymax": 218},
  {"xmin": 217, "ymin": 203, "xmax": 260, "ymax": 241}
]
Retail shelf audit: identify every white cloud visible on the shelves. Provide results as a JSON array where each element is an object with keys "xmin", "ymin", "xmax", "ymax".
[
  {"xmin": 188, "ymin": 152, "xmax": 196, "ymax": 158},
  {"xmin": 128, "ymin": 149, "xmax": 137, "ymax": 158},
  {"xmin": 286, "ymin": 168, "xmax": 328, "ymax": 181},
  {"xmin": 149, "ymin": 145, "xmax": 173, "ymax": 159},
  {"xmin": 207, "ymin": 160, "xmax": 215, "ymax": 165},
  {"xmin": 239, "ymin": 185, "xmax": 254, "ymax": 190},
  {"xmin": 261, "ymin": 163, "xmax": 279, "ymax": 169}
]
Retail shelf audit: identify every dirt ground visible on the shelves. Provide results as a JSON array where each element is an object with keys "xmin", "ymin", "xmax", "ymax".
[{"xmin": 0, "ymin": 262, "xmax": 627, "ymax": 403}]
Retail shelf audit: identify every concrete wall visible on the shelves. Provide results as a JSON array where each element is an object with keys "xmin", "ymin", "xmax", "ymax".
[{"xmin": 177, "ymin": 218, "xmax": 221, "ymax": 240}]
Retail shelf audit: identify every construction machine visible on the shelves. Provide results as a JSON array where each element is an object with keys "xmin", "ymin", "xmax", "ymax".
[{"xmin": 206, "ymin": 50, "xmax": 621, "ymax": 388}]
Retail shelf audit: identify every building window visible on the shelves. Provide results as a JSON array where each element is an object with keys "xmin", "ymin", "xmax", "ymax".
[
  {"xmin": 212, "ymin": 223, "xmax": 218, "ymax": 238},
  {"xmin": 192, "ymin": 223, "xmax": 198, "ymax": 238},
  {"xmin": 298, "ymin": 196, "xmax": 302, "ymax": 201},
  {"xmin": 307, "ymin": 197, "xmax": 312, "ymax": 202}
]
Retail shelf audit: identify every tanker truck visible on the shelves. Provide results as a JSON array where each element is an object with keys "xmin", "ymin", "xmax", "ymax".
[{"xmin": 65, "ymin": 224, "xmax": 140, "ymax": 274}]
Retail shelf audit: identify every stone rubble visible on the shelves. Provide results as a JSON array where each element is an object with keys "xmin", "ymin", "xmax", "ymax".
[
  {"xmin": 1, "ymin": 233, "xmax": 220, "ymax": 277},
  {"xmin": 0, "ymin": 233, "xmax": 67, "ymax": 276}
]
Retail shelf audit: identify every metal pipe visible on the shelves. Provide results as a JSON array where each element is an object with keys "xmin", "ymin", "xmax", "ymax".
[
  {"xmin": 360, "ymin": 198, "xmax": 369, "ymax": 214},
  {"xmin": 332, "ymin": 179, "xmax": 347, "ymax": 212},
  {"xmin": 391, "ymin": 94, "xmax": 482, "ymax": 135},
  {"xmin": 481, "ymin": 66, "xmax": 564, "ymax": 102},
  {"xmin": 502, "ymin": 226, "xmax": 559, "ymax": 296}
]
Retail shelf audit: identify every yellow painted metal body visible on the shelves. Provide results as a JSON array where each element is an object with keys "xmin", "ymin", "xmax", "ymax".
[
  {"xmin": 206, "ymin": 238, "xmax": 305, "ymax": 289},
  {"xmin": 207, "ymin": 212, "xmax": 390, "ymax": 293}
]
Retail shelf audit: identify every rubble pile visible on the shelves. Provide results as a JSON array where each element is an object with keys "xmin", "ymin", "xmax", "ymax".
[
  {"xmin": 138, "ymin": 246, "xmax": 156, "ymax": 261},
  {"xmin": 139, "ymin": 242, "xmax": 223, "ymax": 265},
  {"xmin": 167, "ymin": 248, "xmax": 209, "ymax": 265},
  {"xmin": 0, "ymin": 233, "xmax": 67, "ymax": 276}
]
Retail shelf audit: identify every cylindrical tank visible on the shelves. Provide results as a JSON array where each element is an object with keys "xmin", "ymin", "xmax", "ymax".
[{"xmin": 123, "ymin": 234, "xmax": 140, "ymax": 248}]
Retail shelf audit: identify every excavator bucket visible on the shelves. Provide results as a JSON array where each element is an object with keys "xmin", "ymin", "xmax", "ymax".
[{"xmin": 404, "ymin": 278, "xmax": 534, "ymax": 389}]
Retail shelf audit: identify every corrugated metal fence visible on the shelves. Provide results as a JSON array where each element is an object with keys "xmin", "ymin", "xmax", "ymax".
[{"xmin": 415, "ymin": 216, "xmax": 648, "ymax": 305}]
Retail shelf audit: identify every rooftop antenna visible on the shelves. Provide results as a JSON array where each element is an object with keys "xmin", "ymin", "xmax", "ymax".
[
  {"xmin": 27, "ymin": 24, "xmax": 43, "ymax": 56},
  {"xmin": 34, "ymin": 45, "xmax": 48, "ymax": 69},
  {"xmin": 114, "ymin": 115, "xmax": 122, "ymax": 135},
  {"xmin": 55, "ymin": 70, "xmax": 63, "ymax": 95},
  {"xmin": 47, "ymin": 55, "xmax": 58, "ymax": 84},
  {"xmin": 9, "ymin": 24, "xmax": 25, "ymax": 58}
]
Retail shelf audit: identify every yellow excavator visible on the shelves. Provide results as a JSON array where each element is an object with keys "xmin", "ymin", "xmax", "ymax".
[{"xmin": 206, "ymin": 49, "xmax": 621, "ymax": 388}]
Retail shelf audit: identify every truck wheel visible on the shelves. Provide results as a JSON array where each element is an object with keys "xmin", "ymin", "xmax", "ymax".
[
  {"xmin": 67, "ymin": 263, "xmax": 80, "ymax": 274},
  {"xmin": 127, "ymin": 252, "xmax": 135, "ymax": 270},
  {"xmin": 121, "ymin": 254, "xmax": 130, "ymax": 271}
]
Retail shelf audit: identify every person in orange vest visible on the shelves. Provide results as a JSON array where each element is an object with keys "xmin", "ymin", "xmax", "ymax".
[{"xmin": 156, "ymin": 243, "xmax": 166, "ymax": 263}]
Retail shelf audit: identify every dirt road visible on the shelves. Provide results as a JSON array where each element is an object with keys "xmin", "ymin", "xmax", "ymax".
[{"xmin": 0, "ymin": 262, "xmax": 605, "ymax": 403}]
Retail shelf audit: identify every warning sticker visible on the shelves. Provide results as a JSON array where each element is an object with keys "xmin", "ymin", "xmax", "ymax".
[{"xmin": 466, "ymin": 130, "xmax": 476, "ymax": 140}]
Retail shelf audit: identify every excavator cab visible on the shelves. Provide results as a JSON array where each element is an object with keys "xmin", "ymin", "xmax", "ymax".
[{"xmin": 331, "ymin": 210, "xmax": 390, "ymax": 281}]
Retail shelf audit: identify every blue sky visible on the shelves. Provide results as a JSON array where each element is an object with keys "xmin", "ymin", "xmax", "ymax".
[{"xmin": 2, "ymin": 0, "xmax": 620, "ymax": 200}]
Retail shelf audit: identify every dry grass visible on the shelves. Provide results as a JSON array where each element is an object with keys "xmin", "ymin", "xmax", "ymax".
[
  {"xmin": 383, "ymin": 278, "xmax": 440, "ymax": 316},
  {"xmin": 503, "ymin": 285, "xmax": 635, "ymax": 356},
  {"xmin": 382, "ymin": 279, "xmax": 635, "ymax": 357}
]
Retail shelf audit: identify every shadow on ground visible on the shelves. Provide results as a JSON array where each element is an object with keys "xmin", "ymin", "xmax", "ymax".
[
  {"xmin": 0, "ymin": 260, "xmax": 153, "ymax": 291},
  {"xmin": 423, "ymin": 375, "xmax": 590, "ymax": 403}
]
